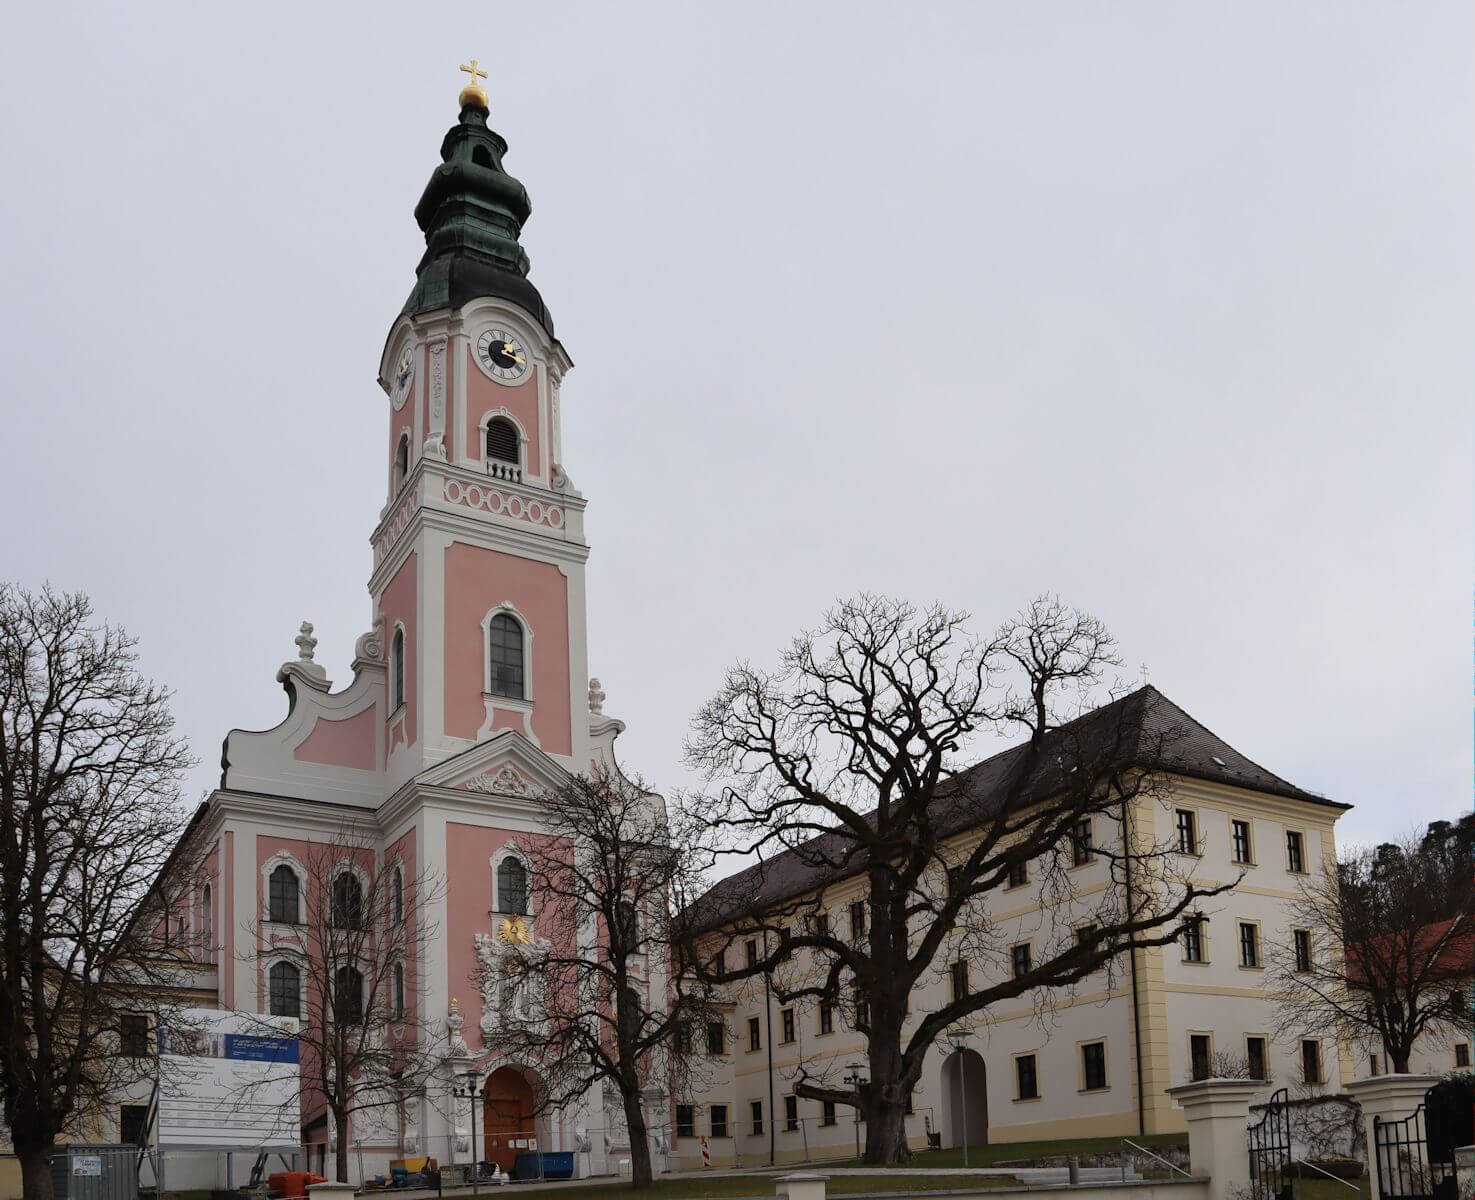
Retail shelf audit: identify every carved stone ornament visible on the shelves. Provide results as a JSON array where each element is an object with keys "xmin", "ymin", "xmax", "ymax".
[
  {"xmin": 354, "ymin": 616, "xmax": 385, "ymax": 664},
  {"xmin": 475, "ymin": 930, "xmax": 549, "ymax": 1040},
  {"xmin": 497, "ymin": 915, "xmax": 533, "ymax": 944},
  {"xmin": 429, "ymin": 340, "xmax": 446, "ymax": 423},
  {"xmin": 422, "ymin": 434, "xmax": 447, "ymax": 461},
  {"xmin": 465, "ymin": 764, "xmax": 535, "ymax": 797},
  {"xmin": 445, "ymin": 995, "xmax": 470, "ymax": 1058},
  {"xmin": 588, "ymin": 677, "xmax": 606, "ymax": 716}
]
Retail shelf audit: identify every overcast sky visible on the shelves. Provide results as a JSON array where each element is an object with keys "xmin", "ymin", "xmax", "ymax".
[{"xmin": 2, "ymin": 3, "xmax": 1468, "ymax": 851}]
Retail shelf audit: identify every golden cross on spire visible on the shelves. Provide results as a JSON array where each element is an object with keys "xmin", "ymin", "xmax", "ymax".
[
  {"xmin": 460, "ymin": 58, "xmax": 488, "ymax": 89},
  {"xmin": 458, "ymin": 58, "xmax": 490, "ymax": 110}
]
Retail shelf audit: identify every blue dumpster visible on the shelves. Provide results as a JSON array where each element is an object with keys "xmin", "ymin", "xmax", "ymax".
[{"xmin": 512, "ymin": 1151, "xmax": 574, "ymax": 1180}]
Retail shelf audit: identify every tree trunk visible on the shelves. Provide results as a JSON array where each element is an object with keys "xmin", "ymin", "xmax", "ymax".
[
  {"xmin": 622, "ymin": 1090, "xmax": 654, "ymax": 1190},
  {"xmin": 17, "ymin": 1142, "xmax": 55, "ymax": 1200},
  {"xmin": 862, "ymin": 1096, "xmax": 910, "ymax": 1165},
  {"xmin": 334, "ymin": 1104, "xmax": 351, "ymax": 1183},
  {"xmin": 1390, "ymin": 1048, "xmax": 1412, "ymax": 1073}
]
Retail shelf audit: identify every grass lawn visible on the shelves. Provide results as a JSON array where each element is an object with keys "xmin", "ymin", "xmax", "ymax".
[{"xmin": 814, "ymin": 1132, "xmax": 1187, "ymax": 1171}]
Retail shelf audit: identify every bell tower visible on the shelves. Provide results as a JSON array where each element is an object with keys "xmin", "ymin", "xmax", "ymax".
[{"xmin": 370, "ymin": 69, "xmax": 590, "ymax": 787}]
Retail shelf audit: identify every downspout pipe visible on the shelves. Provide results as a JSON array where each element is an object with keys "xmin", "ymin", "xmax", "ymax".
[{"xmin": 1122, "ymin": 790, "xmax": 1146, "ymax": 1138}]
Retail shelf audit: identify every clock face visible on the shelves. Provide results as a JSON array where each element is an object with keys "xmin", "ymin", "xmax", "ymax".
[
  {"xmin": 389, "ymin": 345, "xmax": 415, "ymax": 409},
  {"xmin": 477, "ymin": 328, "xmax": 530, "ymax": 383}
]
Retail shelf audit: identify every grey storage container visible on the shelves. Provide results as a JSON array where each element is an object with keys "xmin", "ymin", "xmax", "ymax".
[{"xmin": 50, "ymin": 1145, "xmax": 140, "ymax": 1200}]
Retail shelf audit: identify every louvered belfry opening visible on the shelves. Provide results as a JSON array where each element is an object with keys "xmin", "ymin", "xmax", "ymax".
[{"xmin": 486, "ymin": 418, "xmax": 519, "ymax": 466}]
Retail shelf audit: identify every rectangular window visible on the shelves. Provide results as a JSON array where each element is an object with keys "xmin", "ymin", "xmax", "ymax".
[
  {"xmin": 750, "ymin": 1100, "xmax": 764, "ymax": 1137},
  {"xmin": 393, "ymin": 962, "xmax": 405, "ymax": 1020},
  {"xmin": 676, "ymin": 1105, "xmax": 695, "ymax": 1138},
  {"xmin": 781, "ymin": 1008, "xmax": 795, "ymax": 1044},
  {"xmin": 706, "ymin": 1021, "xmax": 726, "ymax": 1056},
  {"xmin": 1457, "ymin": 1044, "xmax": 1471, "ymax": 1069},
  {"xmin": 1190, "ymin": 1034, "xmax": 1211, "ymax": 1081},
  {"xmin": 1176, "ymin": 809, "xmax": 1198, "ymax": 855},
  {"xmin": 849, "ymin": 901, "xmax": 866, "ymax": 941},
  {"xmin": 1012, "ymin": 942, "xmax": 1032, "ymax": 979},
  {"xmin": 821, "ymin": 1100, "xmax": 837, "ymax": 1127},
  {"xmin": 710, "ymin": 1104, "xmax": 728, "ymax": 1139},
  {"xmin": 1183, "ymin": 917, "xmax": 1205, "ymax": 963},
  {"xmin": 950, "ymin": 959, "xmax": 969, "ymax": 1001},
  {"xmin": 1247, "ymin": 1036, "xmax": 1267, "ymax": 1081},
  {"xmin": 1081, "ymin": 1041, "xmax": 1107, "ymax": 1091},
  {"xmin": 1232, "ymin": 819, "xmax": 1253, "ymax": 864},
  {"xmin": 120, "ymin": 1014, "xmax": 148, "ymax": 1058},
  {"xmin": 1072, "ymin": 819, "xmax": 1094, "ymax": 866},
  {"xmin": 711, "ymin": 947, "xmax": 727, "ymax": 976},
  {"xmin": 1008, "ymin": 858, "xmax": 1029, "ymax": 888},
  {"xmin": 1294, "ymin": 929, "xmax": 1312, "ymax": 973},
  {"xmin": 746, "ymin": 939, "xmax": 759, "ymax": 968},
  {"xmin": 748, "ymin": 1016, "xmax": 761, "ymax": 1051},
  {"xmin": 1370, "ymin": 1053, "xmax": 1380, "ymax": 1076},
  {"xmin": 819, "ymin": 1000, "xmax": 835, "ymax": 1035},
  {"xmin": 1286, "ymin": 830, "xmax": 1305, "ymax": 874},
  {"xmin": 119, "ymin": 1104, "xmax": 149, "ymax": 1147},
  {"xmin": 811, "ymin": 912, "xmax": 829, "ymax": 938},
  {"xmin": 1239, "ymin": 922, "xmax": 1260, "ymax": 968},
  {"xmin": 1301, "ymin": 1040, "xmax": 1322, "ymax": 1084},
  {"xmin": 674, "ymin": 1023, "xmax": 693, "ymax": 1055},
  {"xmin": 1016, "ymin": 1054, "xmax": 1039, "ymax": 1100},
  {"xmin": 784, "ymin": 1095, "xmax": 799, "ymax": 1132},
  {"xmin": 854, "ymin": 985, "xmax": 870, "ymax": 1029}
]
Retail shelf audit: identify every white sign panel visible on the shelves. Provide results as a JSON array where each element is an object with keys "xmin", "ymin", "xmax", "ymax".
[
  {"xmin": 71, "ymin": 1156, "xmax": 102, "ymax": 1177},
  {"xmin": 157, "ymin": 1009, "xmax": 301, "ymax": 1149}
]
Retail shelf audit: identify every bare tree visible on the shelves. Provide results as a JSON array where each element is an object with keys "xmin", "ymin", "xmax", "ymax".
[
  {"xmin": 475, "ymin": 766, "xmax": 717, "ymax": 1189},
  {"xmin": 0, "ymin": 584, "xmax": 194, "ymax": 1200},
  {"xmin": 242, "ymin": 824, "xmax": 444, "ymax": 1183},
  {"xmin": 1269, "ymin": 821, "xmax": 1475, "ymax": 1074},
  {"xmin": 683, "ymin": 595, "xmax": 1236, "ymax": 1164}
]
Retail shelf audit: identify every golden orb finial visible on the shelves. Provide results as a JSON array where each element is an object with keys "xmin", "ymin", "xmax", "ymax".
[{"xmin": 458, "ymin": 58, "xmax": 490, "ymax": 111}]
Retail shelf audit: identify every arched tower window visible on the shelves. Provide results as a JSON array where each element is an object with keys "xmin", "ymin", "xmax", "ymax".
[
  {"xmin": 487, "ymin": 613, "xmax": 525, "ymax": 699},
  {"xmin": 331, "ymin": 873, "xmax": 363, "ymax": 930},
  {"xmin": 496, "ymin": 857, "xmax": 528, "ymax": 915},
  {"xmin": 392, "ymin": 866, "xmax": 404, "ymax": 925},
  {"xmin": 269, "ymin": 864, "xmax": 300, "ymax": 924},
  {"xmin": 393, "ymin": 434, "xmax": 409, "ymax": 492},
  {"xmin": 269, "ymin": 961, "xmax": 301, "ymax": 1018},
  {"xmin": 391, "ymin": 628, "xmax": 406, "ymax": 710},
  {"xmin": 472, "ymin": 145, "xmax": 493, "ymax": 169},
  {"xmin": 485, "ymin": 417, "xmax": 520, "ymax": 467}
]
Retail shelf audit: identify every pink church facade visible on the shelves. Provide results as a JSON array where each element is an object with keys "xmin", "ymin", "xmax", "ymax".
[{"xmin": 161, "ymin": 81, "xmax": 658, "ymax": 1180}]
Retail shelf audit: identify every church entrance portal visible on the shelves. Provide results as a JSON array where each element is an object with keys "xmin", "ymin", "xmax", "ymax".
[
  {"xmin": 483, "ymin": 1067, "xmax": 535, "ymax": 1173},
  {"xmin": 941, "ymin": 1047, "xmax": 989, "ymax": 1151}
]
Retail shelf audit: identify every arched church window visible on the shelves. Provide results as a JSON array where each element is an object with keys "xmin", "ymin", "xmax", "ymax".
[
  {"xmin": 485, "ymin": 417, "xmax": 519, "ymax": 466},
  {"xmin": 391, "ymin": 628, "xmax": 405, "ymax": 710},
  {"xmin": 497, "ymin": 857, "xmax": 528, "ymax": 915},
  {"xmin": 331, "ymin": 873, "xmax": 363, "ymax": 930},
  {"xmin": 614, "ymin": 899, "xmax": 639, "ymax": 956},
  {"xmin": 392, "ymin": 866, "xmax": 404, "ymax": 925},
  {"xmin": 393, "ymin": 434, "xmax": 409, "ymax": 492},
  {"xmin": 269, "ymin": 864, "xmax": 300, "ymax": 924},
  {"xmin": 487, "ymin": 613, "xmax": 525, "ymax": 699},
  {"xmin": 202, "ymin": 883, "xmax": 213, "ymax": 964},
  {"xmin": 472, "ymin": 145, "xmax": 493, "ymax": 169},
  {"xmin": 269, "ymin": 961, "xmax": 300, "ymax": 1018},
  {"xmin": 334, "ymin": 965, "xmax": 364, "ymax": 1025}
]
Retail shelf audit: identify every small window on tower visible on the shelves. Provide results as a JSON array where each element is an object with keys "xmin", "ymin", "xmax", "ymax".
[
  {"xmin": 391, "ymin": 628, "xmax": 406, "ymax": 711},
  {"xmin": 393, "ymin": 434, "xmax": 409, "ymax": 492},
  {"xmin": 488, "ymin": 613, "xmax": 525, "ymax": 699},
  {"xmin": 472, "ymin": 145, "xmax": 493, "ymax": 169},
  {"xmin": 486, "ymin": 417, "xmax": 520, "ymax": 466}
]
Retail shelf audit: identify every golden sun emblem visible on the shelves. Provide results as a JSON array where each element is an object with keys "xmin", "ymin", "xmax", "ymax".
[{"xmin": 497, "ymin": 916, "xmax": 532, "ymax": 944}]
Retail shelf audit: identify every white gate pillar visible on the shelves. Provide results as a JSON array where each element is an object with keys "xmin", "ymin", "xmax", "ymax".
[
  {"xmin": 1165, "ymin": 1078, "xmax": 1262, "ymax": 1200},
  {"xmin": 1345, "ymin": 1074, "xmax": 1440, "ymax": 1200}
]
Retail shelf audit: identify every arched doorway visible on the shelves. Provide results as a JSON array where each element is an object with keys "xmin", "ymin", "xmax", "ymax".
[
  {"xmin": 483, "ymin": 1067, "xmax": 535, "ymax": 1173},
  {"xmin": 940, "ymin": 1047, "xmax": 988, "ymax": 1151}
]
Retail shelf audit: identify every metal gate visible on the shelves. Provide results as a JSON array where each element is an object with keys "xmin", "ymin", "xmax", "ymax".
[
  {"xmin": 1247, "ymin": 1087, "xmax": 1293, "ymax": 1200},
  {"xmin": 1374, "ymin": 1081, "xmax": 1474, "ymax": 1200}
]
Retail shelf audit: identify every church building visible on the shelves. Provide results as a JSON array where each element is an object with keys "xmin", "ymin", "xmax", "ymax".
[{"xmin": 158, "ymin": 67, "xmax": 646, "ymax": 1180}]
